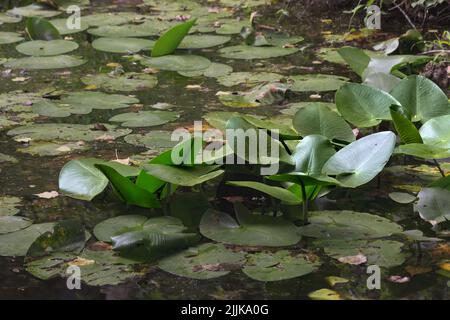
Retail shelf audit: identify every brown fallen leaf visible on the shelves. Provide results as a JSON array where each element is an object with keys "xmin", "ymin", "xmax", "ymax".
[
  {"xmin": 92, "ymin": 123, "xmax": 108, "ymax": 131},
  {"xmin": 338, "ymin": 254, "xmax": 367, "ymax": 265},
  {"xmin": 88, "ymin": 241, "xmax": 113, "ymax": 251},
  {"xmin": 12, "ymin": 77, "xmax": 30, "ymax": 82},
  {"xmin": 186, "ymin": 84, "xmax": 202, "ymax": 90},
  {"xmin": 439, "ymin": 261, "xmax": 450, "ymax": 272},
  {"xmin": 69, "ymin": 257, "xmax": 95, "ymax": 267},
  {"xmin": 95, "ymin": 134, "xmax": 116, "ymax": 141},
  {"xmin": 34, "ymin": 191, "xmax": 59, "ymax": 199}
]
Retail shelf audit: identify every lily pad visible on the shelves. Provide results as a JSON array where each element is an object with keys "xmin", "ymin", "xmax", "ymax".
[
  {"xmin": 32, "ymin": 91, "xmax": 139, "ymax": 117},
  {"xmin": 8, "ymin": 123, "xmax": 131, "ymax": 142},
  {"xmin": 216, "ymin": 71, "xmax": 283, "ymax": 87},
  {"xmin": 280, "ymin": 102, "xmax": 337, "ymax": 116},
  {"xmin": 0, "ymin": 31, "xmax": 23, "ymax": 44},
  {"xmin": 124, "ymin": 131, "xmax": 178, "ymax": 150},
  {"xmin": 7, "ymin": 4, "xmax": 61, "ymax": 18},
  {"xmin": 93, "ymin": 215, "xmax": 185, "ymax": 243},
  {"xmin": 81, "ymin": 73, "xmax": 158, "ymax": 92},
  {"xmin": 178, "ymin": 35, "xmax": 231, "ymax": 49},
  {"xmin": 4, "ymin": 55, "xmax": 86, "ymax": 70},
  {"xmin": 297, "ymin": 210, "xmax": 403, "ymax": 240},
  {"xmin": 0, "ymin": 153, "xmax": 18, "ymax": 164},
  {"xmin": 0, "ymin": 196, "xmax": 22, "ymax": 217},
  {"xmin": 49, "ymin": 18, "xmax": 88, "ymax": 35},
  {"xmin": 82, "ymin": 12, "xmax": 147, "ymax": 27},
  {"xmin": 0, "ymin": 216, "xmax": 32, "ymax": 234},
  {"xmin": 0, "ymin": 222, "xmax": 55, "ymax": 256},
  {"xmin": 17, "ymin": 141, "xmax": 89, "ymax": 156},
  {"xmin": 88, "ymin": 23, "xmax": 161, "ymax": 38},
  {"xmin": 317, "ymin": 48, "xmax": 346, "ymax": 64},
  {"xmin": 178, "ymin": 62, "xmax": 232, "ymax": 78},
  {"xmin": 308, "ymin": 288, "xmax": 342, "ymax": 300},
  {"xmin": 288, "ymin": 74, "xmax": 349, "ymax": 92},
  {"xmin": 158, "ymin": 243, "xmax": 245, "ymax": 280},
  {"xmin": 243, "ymin": 250, "xmax": 321, "ymax": 281},
  {"xmin": 140, "ymin": 54, "xmax": 211, "ymax": 72},
  {"xmin": 388, "ymin": 192, "xmax": 417, "ymax": 204},
  {"xmin": 219, "ymin": 45, "xmax": 298, "ymax": 59},
  {"xmin": 199, "ymin": 204, "xmax": 301, "ymax": 247},
  {"xmin": 16, "ymin": 40, "xmax": 79, "ymax": 56},
  {"xmin": 217, "ymin": 82, "xmax": 289, "ymax": 107},
  {"xmin": 0, "ymin": 13, "xmax": 22, "ymax": 24},
  {"xmin": 312, "ymin": 239, "xmax": 407, "ymax": 268},
  {"xmin": 92, "ymin": 38, "xmax": 154, "ymax": 53},
  {"xmin": 109, "ymin": 110, "xmax": 179, "ymax": 127},
  {"xmin": 415, "ymin": 187, "xmax": 450, "ymax": 223}
]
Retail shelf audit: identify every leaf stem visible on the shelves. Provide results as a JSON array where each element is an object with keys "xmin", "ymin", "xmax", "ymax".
[
  {"xmin": 299, "ymin": 180, "xmax": 309, "ymax": 225},
  {"xmin": 433, "ymin": 159, "xmax": 446, "ymax": 177}
]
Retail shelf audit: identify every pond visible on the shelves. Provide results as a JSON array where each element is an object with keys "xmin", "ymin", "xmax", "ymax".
[{"xmin": 0, "ymin": 0, "xmax": 449, "ymax": 300}]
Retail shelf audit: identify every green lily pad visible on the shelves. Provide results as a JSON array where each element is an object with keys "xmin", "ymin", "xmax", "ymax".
[
  {"xmin": 243, "ymin": 250, "xmax": 321, "ymax": 281},
  {"xmin": 82, "ymin": 12, "xmax": 147, "ymax": 27},
  {"xmin": 308, "ymin": 288, "xmax": 342, "ymax": 300},
  {"xmin": 288, "ymin": 74, "xmax": 349, "ymax": 92},
  {"xmin": 217, "ymin": 82, "xmax": 289, "ymax": 107},
  {"xmin": 280, "ymin": 102, "xmax": 337, "ymax": 116},
  {"xmin": 216, "ymin": 71, "xmax": 284, "ymax": 87},
  {"xmin": 93, "ymin": 215, "xmax": 185, "ymax": 242},
  {"xmin": 203, "ymin": 111, "xmax": 241, "ymax": 131},
  {"xmin": 178, "ymin": 62, "xmax": 232, "ymax": 78},
  {"xmin": 0, "ymin": 196, "xmax": 22, "ymax": 217},
  {"xmin": 0, "ymin": 153, "xmax": 18, "ymax": 164},
  {"xmin": 158, "ymin": 243, "xmax": 245, "ymax": 280},
  {"xmin": 109, "ymin": 110, "xmax": 179, "ymax": 127},
  {"xmin": 140, "ymin": 54, "xmax": 211, "ymax": 72},
  {"xmin": 395, "ymin": 144, "xmax": 450, "ymax": 159},
  {"xmin": 0, "ymin": 31, "xmax": 24, "ymax": 44},
  {"xmin": 16, "ymin": 40, "xmax": 78, "ymax": 56},
  {"xmin": 298, "ymin": 210, "xmax": 403, "ymax": 240},
  {"xmin": 7, "ymin": 4, "xmax": 61, "ymax": 18},
  {"xmin": 415, "ymin": 187, "xmax": 450, "ymax": 223},
  {"xmin": 420, "ymin": 115, "xmax": 450, "ymax": 150},
  {"xmin": 88, "ymin": 23, "xmax": 161, "ymax": 38},
  {"xmin": 26, "ymin": 249, "xmax": 140, "ymax": 286},
  {"xmin": 199, "ymin": 204, "xmax": 301, "ymax": 247},
  {"xmin": 219, "ymin": 45, "xmax": 298, "ymax": 59},
  {"xmin": 312, "ymin": 239, "xmax": 407, "ymax": 268},
  {"xmin": 215, "ymin": 20, "xmax": 251, "ymax": 35},
  {"xmin": 178, "ymin": 35, "xmax": 231, "ymax": 49},
  {"xmin": 32, "ymin": 91, "xmax": 139, "ymax": 117},
  {"xmin": 0, "ymin": 216, "xmax": 32, "ymax": 234},
  {"xmin": 0, "ymin": 13, "xmax": 22, "ymax": 24},
  {"xmin": 388, "ymin": 192, "xmax": 417, "ymax": 204},
  {"xmin": 317, "ymin": 48, "xmax": 346, "ymax": 64},
  {"xmin": 81, "ymin": 73, "xmax": 158, "ymax": 92},
  {"xmin": 49, "ymin": 18, "xmax": 88, "ymax": 35},
  {"xmin": 124, "ymin": 131, "xmax": 178, "ymax": 150},
  {"xmin": 17, "ymin": 141, "xmax": 89, "ymax": 156},
  {"xmin": 4, "ymin": 55, "xmax": 86, "ymax": 70},
  {"xmin": 92, "ymin": 37, "xmax": 154, "ymax": 53},
  {"xmin": 7, "ymin": 123, "xmax": 131, "ymax": 142},
  {"xmin": 0, "ymin": 222, "xmax": 55, "ymax": 256}
]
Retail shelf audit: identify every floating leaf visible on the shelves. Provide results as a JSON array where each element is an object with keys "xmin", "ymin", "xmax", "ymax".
[
  {"xmin": 0, "ymin": 196, "xmax": 21, "ymax": 216},
  {"xmin": 140, "ymin": 54, "xmax": 211, "ymax": 72},
  {"xmin": 178, "ymin": 62, "xmax": 232, "ymax": 78},
  {"xmin": 199, "ymin": 204, "xmax": 301, "ymax": 247},
  {"xmin": 87, "ymin": 23, "xmax": 161, "ymax": 38},
  {"xmin": 178, "ymin": 34, "xmax": 230, "ymax": 49},
  {"xmin": 0, "ymin": 223, "xmax": 55, "ymax": 256},
  {"xmin": 4, "ymin": 55, "xmax": 86, "ymax": 70},
  {"xmin": 0, "ymin": 31, "xmax": 24, "ymax": 44},
  {"xmin": 219, "ymin": 45, "xmax": 298, "ymax": 59},
  {"xmin": 0, "ymin": 216, "xmax": 32, "ymax": 234},
  {"xmin": 288, "ymin": 74, "xmax": 349, "ymax": 92},
  {"xmin": 388, "ymin": 192, "xmax": 417, "ymax": 204},
  {"xmin": 124, "ymin": 131, "xmax": 178, "ymax": 150},
  {"xmin": 415, "ymin": 187, "xmax": 450, "ymax": 223},
  {"xmin": 158, "ymin": 243, "xmax": 245, "ymax": 280},
  {"xmin": 50, "ymin": 18, "xmax": 88, "ymax": 35},
  {"xmin": 7, "ymin": 4, "xmax": 61, "ymax": 18},
  {"xmin": 308, "ymin": 288, "xmax": 342, "ymax": 300},
  {"xmin": 92, "ymin": 37, "xmax": 154, "ymax": 53},
  {"xmin": 81, "ymin": 72, "xmax": 157, "ymax": 92},
  {"xmin": 16, "ymin": 40, "xmax": 78, "ymax": 56},
  {"xmin": 216, "ymin": 71, "xmax": 283, "ymax": 87},
  {"xmin": 109, "ymin": 110, "xmax": 179, "ymax": 128},
  {"xmin": 298, "ymin": 210, "xmax": 403, "ymax": 240},
  {"xmin": 243, "ymin": 250, "xmax": 320, "ymax": 281}
]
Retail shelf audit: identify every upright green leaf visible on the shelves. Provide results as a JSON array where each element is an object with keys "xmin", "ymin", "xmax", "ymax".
[
  {"xmin": 151, "ymin": 19, "xmax": 196, "ymax": 57},
  {"xmin": 390, "ymin": 105, "xmax": 423, "ymax": 144},
  {"xmin": 226, "ymin": 181, "xmax": 301, "ymax": 204},
  {"xmin": 96, "ymin": 164, "xmax": 160, "ymax": 209},
  {"xmin": 322, "ymin": 132, "xmax": 396, "ymax": 188},
  {"xmin": 337, "ymin": 46, "xmax": 370, "ymax": 76},
  {"xmin": 390, "ymin": 75, "xmax": 450, "ymax": 122},
  {"xmin": 26, "ymin": 17, "xmax": 61, "ymax": 41}
]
